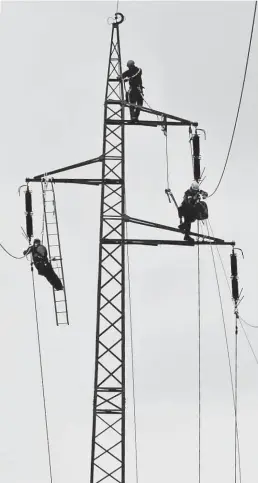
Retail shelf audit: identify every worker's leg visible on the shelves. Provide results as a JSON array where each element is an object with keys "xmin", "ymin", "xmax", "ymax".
[
  {"xmin": 129, "ymin": 89, "xmax": 137, "ymax": 121},
  {"xmin": 35, "ymin": 261, "xmax": 45, "ymax": 276},
  {"xmin": 183, "ymin": 219, "xmax": 194, "ymax": 242},
  {"xmin": 44, "ymin": 263, "xmax": 63, "ymax": 291},
  {"xmin": 135, "ymin": 91, "xmax": 143, "ymax": 120}
]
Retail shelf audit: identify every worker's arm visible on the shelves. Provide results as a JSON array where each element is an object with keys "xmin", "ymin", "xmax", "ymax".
[
  {"xmin": 117, "ymin": 69, "xmax": 130, "ymax": 81},
  {"xmin": 200, "ymin": 190, "xmax": 208, "ymax": 199},
  {"xmin": 23, "ymin": 246, "xmax": 32, "ymax": 256}
]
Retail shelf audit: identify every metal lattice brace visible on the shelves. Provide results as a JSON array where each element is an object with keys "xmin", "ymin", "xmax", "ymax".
[
  {"xmin": 90, "ymin": 13, "xmax": 125, "ymax": 483},
  {"xmin": 41, "ymin": 179, "xmax": 69, "ymax": 326}
]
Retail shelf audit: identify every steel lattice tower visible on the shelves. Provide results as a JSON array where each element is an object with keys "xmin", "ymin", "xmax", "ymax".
[
  {"xmin": 90, "ymin": 13, "xmax": 126, "ymax": 483},
  {"xmin": 25, "ymin": 12, "xmax": 235, "ymax": 483}
]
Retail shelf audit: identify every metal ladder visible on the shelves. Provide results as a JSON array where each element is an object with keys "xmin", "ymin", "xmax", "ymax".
[{"xmin": 41, "ymin": 178, "xmax": 69, "ymax": 326}]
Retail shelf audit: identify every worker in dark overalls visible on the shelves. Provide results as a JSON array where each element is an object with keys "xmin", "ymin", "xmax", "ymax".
[
  {"xmin": 23, "ymin": 238, "xmax": 63, "ymax": 290},
  {"xmin": 178, "ymin": 182, "xmax": 208, "ymax": 241},
  {"xmin": 118, "ymin": 60, "xmax": 144, "ymax": 121}
]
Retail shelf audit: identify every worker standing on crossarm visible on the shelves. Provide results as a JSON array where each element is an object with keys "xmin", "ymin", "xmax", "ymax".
[
  {"xmin": 23, "ymin": 238, "xmax": 63, "ymax": 291},
  {"xmin": 117, "ymin": 60, "xmax": 144, "ymax": 122},
  {"xmin": 178, "ymin": 181, "xmax": 208, "ymax": 242}
]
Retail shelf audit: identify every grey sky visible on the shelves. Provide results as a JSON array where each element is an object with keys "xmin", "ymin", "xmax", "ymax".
[{"xmin": 0, "ymin": 1, "xmax": 257, "ymax": 482}]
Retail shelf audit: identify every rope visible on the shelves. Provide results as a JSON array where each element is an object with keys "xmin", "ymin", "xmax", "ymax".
[
  {"xmin": 205, "ymin": 222, "xmax": 242, "ymax": 482},
  {"xmin": 116, "ymin": 0, "xmax": 119, "ymax": 13},
  {"xmin": 239, "ymin": 319, "xmax": 258, "ymax": 365},
  {"xmin": 31, "ymin": 264, "xmax": 53, "ymax": 483},
  {"xmin": 209, "ymin": 1, "xmax": 257, "ymax": 198},
  {"xmin": 165, "ymin": 130, "xmax": 170, "ymax": 191},
  {"xmin": 239, "ymin": 317, "xmax": 258, "ymax": 329},
  {"xmin": 197, "ymin": 222, "xmax": 201, "ymax": 483},
  {"xmin": 125, "ymin": 198, "xmax": 139, "ymax": 483},
  {"xmin": 41, "ymin": 208, "xmax": 45, "ymax": 244},
  {"xmin": 0, "ymin": 242, "xmax": 25, "ymax": 259},
  {"xmin": 234, "ymin": 311, "xmax": 239, "ymax": 483}
]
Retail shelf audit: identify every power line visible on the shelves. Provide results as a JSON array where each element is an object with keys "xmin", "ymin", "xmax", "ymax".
[
  {"xmin": 239, "ymin": 316, "xmax": 258, "ymax": 329},
  {"xmin": 239, "ymin": 319, "xmax": 258, "ymax": 365},
  {"xmin": 125, "ymin": 198, "xmax": 139, "ymax": 483},
  {"xmin": 209, "ymin": 1, "xmax": 257, "ymax": 198},
  {"xmin": 197, "ymin": 222, "xmax": 201, "ymax": 483},
  {"xmin": 31, "ymin": 265, "xmax": 53, "ymax": 483},
  {"xmin": 0, "ymin": 242, "xmax": 25, "ymax": 260},
  {"xmin": 206, "ymin": 222, "xmax": 242, "ymax": 482}
]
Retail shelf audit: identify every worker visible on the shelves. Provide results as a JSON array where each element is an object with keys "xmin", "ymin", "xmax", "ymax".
[
  {"xmin": 178, "ymin": 181, "xmax": 208, "ymax": 242},
  {"xmin": 117, "ymin": 60, "xmax": 144, "ymax": 121},
  {"xmin": 23, "ymin": 238, "xmax": 63, "ymax": 291}
]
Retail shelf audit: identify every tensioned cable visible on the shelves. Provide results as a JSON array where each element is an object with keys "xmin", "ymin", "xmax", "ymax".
[
  {"xmin": 209, "ymin": 1, "xmax": 257, "ymax": 198},
  {"xmin": 124, "ymin": 198, "xmax": 139, "ymax": 483},
  {"xmin": 31, "ymin": 264, "xmax": 53, "ymax": 483},
  {"xmin": 234, "ymin": 310, "xmax": 239, "ymax": 483},
  {"xmin": 0, "ymin": 242, "xmax": 25, "ymax": 259},
  {"xmin": 205, "ymin": 222, "xmax": 242, "ymax": 482},
  {"xmin": 197, "ymin": 221, "xmax": 201, "ymax": 483}
]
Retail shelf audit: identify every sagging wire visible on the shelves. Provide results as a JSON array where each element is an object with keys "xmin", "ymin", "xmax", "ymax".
[
  {"xmin": 30, "ymin": 264, "xmax": 53, "ymax": 483},
  {"xmin": 0, "ymin": 242, "xmax": 25, "ymax": 260},
  {"xmin": 205, "ymin": 221, "xmax": 242, "ymax": 483},
  {"xmin": 124, "ymin": 196, "xmax": 139, "ymax": 483},
  {"xmin": 239, "ymin": 317, "xmax": 258, "ymax": 329},
  {"xmin": 239, "ymin": 319, "xmax": 258, "ymax": 365},
  {"xmin": 209, "ymin": 1, "xmax": 257, "ymax": 198}
]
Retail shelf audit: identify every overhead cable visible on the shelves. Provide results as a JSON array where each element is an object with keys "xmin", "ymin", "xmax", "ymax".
[
  {"xmin": 209, "ymin": 1, "xmax": 257, "ymax": 198},
  {"xmin": 125, "ymin": 197, "xmax": 139, "ymax": 483},
  {"xmin": 31, "ymin": 265, "xmax": 53, "ymax": 483},
  {"xmin": 197, "ymin": 222, "xmax": 201, "ymax": 483},
  {"xmin": 0, "ymin": 242, "xmax": 25, "ymax": 260},
  {"xmin": 206, "ymin": 222, "xmax": 242, "ymax": 483}
]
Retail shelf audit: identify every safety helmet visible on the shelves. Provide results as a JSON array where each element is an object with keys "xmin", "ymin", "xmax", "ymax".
[
  {"xmin": 127, "ymin": 60, "xmax": 135, "ymax": 68},
  {"xmin": 33, "ymin": 238, "xmax": 41, "ymax": 245},
  {"xmin": 190, "ymin": 181, "xmax": 199, "ymax": 191}
]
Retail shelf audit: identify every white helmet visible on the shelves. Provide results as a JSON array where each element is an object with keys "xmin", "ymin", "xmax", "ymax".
[
  {"xmin": 127, "ymin": 60, "xmax": 135, "ymax": 68},
  {"xmin": 191, "ymin": 181, "xmax": 199, "ymax": 191}
]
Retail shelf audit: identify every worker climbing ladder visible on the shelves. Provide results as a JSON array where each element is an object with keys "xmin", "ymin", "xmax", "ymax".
[{"xmin": 41, "ymin": 178, "xmax": 69, "ymax": 326}]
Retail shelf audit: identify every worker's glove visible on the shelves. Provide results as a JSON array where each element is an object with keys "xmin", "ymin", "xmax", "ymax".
[
  {"xmin": 23, "ymin": 250, "xmax": 27, "ymax": 255},
  {"xmin": 117, "ymin": 75, "xmax": 122, "ymax": 80}
]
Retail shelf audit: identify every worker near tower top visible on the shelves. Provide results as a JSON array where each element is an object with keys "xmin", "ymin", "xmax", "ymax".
[
  {"xmin": 178, "ymin": 181, "xmax": 208, "ymax": 242},
  {"xmin": 119, "ymin": 60, "xmax": 143, "ymax": 88},
  {"xmin": 117, "ymin": 60, "xmax": 143, "ymax": 122},
  {"xmin": 23, "ymin": 238, "xmax": 63, "ymax": 291}
]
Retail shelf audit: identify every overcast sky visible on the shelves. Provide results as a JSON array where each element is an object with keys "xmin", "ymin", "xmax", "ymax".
[{"xmin": 0, "ymin": 1, "xmax": 258, "ymax": 483}]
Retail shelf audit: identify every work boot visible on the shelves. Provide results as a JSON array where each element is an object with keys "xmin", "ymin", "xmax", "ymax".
[
  {"xmin": 184, "ymin": 234, "xmax": 194, "ymax": 243},
  {"xmin": 178, "ymin": 222, "xmax": 186, "ymax": 230}
]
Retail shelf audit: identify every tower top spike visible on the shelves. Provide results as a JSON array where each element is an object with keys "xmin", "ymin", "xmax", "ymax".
[{"xmin": 113, "ymin": 12, "xmax": 124, "ymax": 24}]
